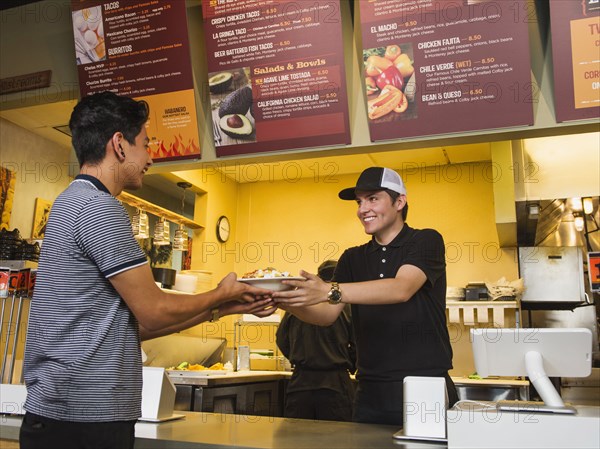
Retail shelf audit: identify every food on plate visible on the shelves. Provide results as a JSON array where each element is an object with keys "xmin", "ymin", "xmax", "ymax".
[
  {"xmin": 242, "ymin": 267, "xmax": 291, "ymax": 279},
  {"xmin": 219, "ymin": 114, "xmax": 253, "ymax": 138},
  {"xmin": 363, "ymin": 44, "xmax": 415, "ymax": 120},
  {"xmin": 219, "ymin": 85, "xmax": 253, "ymax": 118},
  {"xmin": 168, "ymin": 361, "xmax": 225, "ymax": 371},
  {"xmin": 208, "ymin": 72, "xmax": 233, "ymax": 93}
]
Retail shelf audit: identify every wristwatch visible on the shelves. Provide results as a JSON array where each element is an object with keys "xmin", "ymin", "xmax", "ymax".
[
  {"xmin": 327, "ymin": 282, "xmax": 342, "ymax": 304},
  {"xmin": 210, "ymin": 307, "xmax": 220, "ymax": 322}
]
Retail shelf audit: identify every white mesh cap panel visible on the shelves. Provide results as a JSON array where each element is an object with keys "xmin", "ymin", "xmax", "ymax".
[{"xmin": 381, "ymin": 168, "xmax": 407, "ymax": 195}]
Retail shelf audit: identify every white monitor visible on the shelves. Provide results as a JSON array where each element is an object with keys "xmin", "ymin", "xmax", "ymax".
[{"xmin": 471, "ymin": 328, "xmax": 592, "ymax": 412}]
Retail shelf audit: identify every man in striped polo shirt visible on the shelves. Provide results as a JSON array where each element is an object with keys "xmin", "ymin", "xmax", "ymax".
[{"xmin": 20, "ymin": 91, "xmax": 274, "ymax": 449}]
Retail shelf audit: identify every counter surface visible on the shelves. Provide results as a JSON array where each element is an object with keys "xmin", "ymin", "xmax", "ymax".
[
  {"xmin": 167, "ymin": 370, "xmax": 289, "ymax": 386},
  {"xmin": 1, "ymin": 411, "xmax": 443, "ymax": 449}
]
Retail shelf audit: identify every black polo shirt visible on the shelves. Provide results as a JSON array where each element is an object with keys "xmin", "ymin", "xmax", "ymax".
[{"xmin": 334, "ymin": 224, "xmax": 453, "ymax": 382}]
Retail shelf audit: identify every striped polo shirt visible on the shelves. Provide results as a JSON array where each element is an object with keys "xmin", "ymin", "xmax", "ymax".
[{"xmin": 23, "ymin": 175, "xmax": 148, "ymax": 422}]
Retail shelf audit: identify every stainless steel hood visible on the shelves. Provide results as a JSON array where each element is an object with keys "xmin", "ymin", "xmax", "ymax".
[{"xmin": 516, "ymin": 197, "xmax": 600, "ymax": 249}]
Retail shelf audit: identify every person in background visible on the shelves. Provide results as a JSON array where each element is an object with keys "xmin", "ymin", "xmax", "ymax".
[
  {"xmin": 20, "ymin": 91, "xmax": 274, "ymax": 449},
  {"xmin": 273, "ymin": 167, "xmax": 458, "ymax": 426},
  {"xmin": 276, "ymin": 259, "xmax": 356, "ymax": 421}
]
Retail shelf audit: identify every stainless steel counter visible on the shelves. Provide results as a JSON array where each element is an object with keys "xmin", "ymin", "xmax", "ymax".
[
  {"xmin": 168, "ymin": 370, "xmax": 289, "ymax": 386},
  {"xmin": 0, "ymin": 411, "xmax": 443, "ymax": 449}
]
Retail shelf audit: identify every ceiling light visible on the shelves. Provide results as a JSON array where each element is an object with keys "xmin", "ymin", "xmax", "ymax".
[
  {"xmin": 583, "ymin": 197, "xmax": 594, "ymax": 215},
  {"xmin": 574, "ymin": 215, "xmax": 584, "ymax": 232},
  {"xmin": 528, "ymin": 203, "xmax": 540, "ymax": 219},
  {"xmin": 132, "ymin": 209, "xmax": 149, "ymax": 239},
  {"xmin": 571, "ymin": 197, "xmax": 583, "ymax": 211},
  {"xmin": 173, "ymin": 223, "xmax": 188, "ymax": 251},
  {"xmin": 173, "ymin": 182, "xmax": 192, "ymax": 251},
  {"xmin": 153, "ymin": 217, "xmax": 170, "ymax": 246}
]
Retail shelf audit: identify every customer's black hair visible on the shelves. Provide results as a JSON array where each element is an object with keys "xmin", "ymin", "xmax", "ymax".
[
  {"xmin": 385, "ymin": 189, "xmax": 408, "ymax": 221},
  {"xmin": 69, "ymin": 91, "xmax": 149, "ymax": 167}
]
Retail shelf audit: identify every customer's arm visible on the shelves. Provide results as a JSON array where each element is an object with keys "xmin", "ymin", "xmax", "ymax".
[
  {"xmin": 110, "ymin": 268, "xmax": 272, "ymax": 333},
  {"xmin": 140, "ymin": 296, "xmax": 277, "ymax": 341}
]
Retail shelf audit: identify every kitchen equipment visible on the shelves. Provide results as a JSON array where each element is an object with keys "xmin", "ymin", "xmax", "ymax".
[
  {"xmin": 465, "ymin": 282, "xmax": 489, "ymax": 301},
  {"xmin": 518, "ymin": 247, "xmax": 586, "ymax": 304},
  {"xmin": 152, "ymin": 268, "xmax": 176, "ymax": 289}
]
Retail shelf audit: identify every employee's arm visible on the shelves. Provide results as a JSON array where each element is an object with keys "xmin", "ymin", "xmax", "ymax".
[
  {"xmin": 273, "ymin": 266, "xmax": 426, "ymax": 325},
  {"xmin": 110, "ymin": 266, "xmax": 271, "ymax": 333}
]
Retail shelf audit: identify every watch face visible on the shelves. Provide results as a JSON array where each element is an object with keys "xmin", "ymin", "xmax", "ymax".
[
  {"xmin": 217, "ymin": 216, "xmax": 230, "ymax": 242},
  {"xmin": 328, "ymin": 288, "xmax": 342, "ymax": 303}
]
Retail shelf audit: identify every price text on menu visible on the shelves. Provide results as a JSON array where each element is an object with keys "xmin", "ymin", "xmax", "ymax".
[
  {"xmin": 359, "ymin": 0, "xmax": 534, "ymax": 142},
  {"xmin": 203, "ymin": 0, "xmax": 350, "ymax": 156},
  {"xmin": 71, "ymin": 0, "xmax": 200, "ymax": 162}
]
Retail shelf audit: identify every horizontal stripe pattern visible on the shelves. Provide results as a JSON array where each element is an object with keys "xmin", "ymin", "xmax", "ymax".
[{"xmin": 24, "ymin": 178, "xmax": 147, "ymax": 422}]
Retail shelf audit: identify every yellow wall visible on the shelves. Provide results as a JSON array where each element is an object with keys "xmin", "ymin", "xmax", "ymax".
[
  {"xmin": 234, "ymin": 161, "xmax": 518, "ymax": 286},
  {"xmin": 0, "ymin": 118, "xmax": 73, "ymax": 235}
]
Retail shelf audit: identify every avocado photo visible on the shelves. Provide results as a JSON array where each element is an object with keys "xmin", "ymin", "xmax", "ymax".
[
  {"xmin": 219, "ymin": 85, "xmax": 253, "ymax": 118},
  {"xmin": 219, "ymin": 114, "xmax": 254, "ymax": 139},
  {"xmin": 208, "ymin": 72, "xmax": 233, "ymax": 93}
]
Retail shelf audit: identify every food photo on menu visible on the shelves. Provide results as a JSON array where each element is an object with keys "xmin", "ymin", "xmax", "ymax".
[
  {"xmin": 72, "ymin": 6, "xmax": 106, "ymax": 65},
  {"xmin": 364, "ymin": 43, "xmax": 417, "ymax": 123},
  {"xmin": 208, "ymin": 67, "xmax": 256, "ymax": 146}
]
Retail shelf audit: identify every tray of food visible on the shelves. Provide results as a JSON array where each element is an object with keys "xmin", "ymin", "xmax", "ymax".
[{"xmin": 166, "ymin": 362, "xmax": 228, "ymax": 377}]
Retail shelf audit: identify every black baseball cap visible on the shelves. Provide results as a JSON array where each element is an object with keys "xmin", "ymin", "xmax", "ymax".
[{"xmin": 338, "ymin": 167, "xmax": 407, "ymax": 200}]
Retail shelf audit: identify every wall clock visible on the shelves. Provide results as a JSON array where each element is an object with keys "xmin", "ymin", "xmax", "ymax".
[{"xmin": 216, "ymin": 215, "xmax": 230, "ymax": 243}]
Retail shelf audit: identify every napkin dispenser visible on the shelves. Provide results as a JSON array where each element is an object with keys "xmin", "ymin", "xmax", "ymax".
[{"xmin": 465, "ymin": 283, "xmax": 488, "ymax": 301}]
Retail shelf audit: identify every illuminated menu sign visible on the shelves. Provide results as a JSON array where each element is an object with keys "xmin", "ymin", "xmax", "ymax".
[
  {"xmin": 71, "ymin": 0, "xmax": 200, "ymax": 162},
  {"xmin": 203, "ymin": 0, "xmax": 350, "ymax": 157},
  {"xmin": 549, "ymin": 0, "xmax": 600, "ymax": 122},
  {"xmin": 359, "ymin": 0, "xmax": 534, "ymax": 142}
]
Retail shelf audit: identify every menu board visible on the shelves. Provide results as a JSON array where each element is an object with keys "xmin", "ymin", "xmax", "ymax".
[
  {"xmin": 359, "ymin": 0, "xmax": 534, "ymax": 142},
  {"xmin": 71, "ymin": 0, "xmax": 200, "ymax": 162},
  {"xmin": 549, "ymin": 0, "xmax": 600, "ymax": 122},
  {"xmin": 202, "ymin": 0, "xmax": 351, "ymax": 157}
]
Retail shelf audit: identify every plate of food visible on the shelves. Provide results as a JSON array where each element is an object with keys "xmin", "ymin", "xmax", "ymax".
[{"xmin": 239, "ymin": 267, "xmax": 304, "ymax": 291}]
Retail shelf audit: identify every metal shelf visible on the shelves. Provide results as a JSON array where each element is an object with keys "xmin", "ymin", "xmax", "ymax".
[{"xmin": 117, "ymin": 191, "xmax": 203, "ymax": 229}]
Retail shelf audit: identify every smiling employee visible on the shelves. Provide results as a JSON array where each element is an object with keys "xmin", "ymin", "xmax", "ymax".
[
  {"xmin": 20, "ymin": 91, "xmax": 274, "ymax": 449},
  {"xmin": 273, "ymin": 167, "xmax": 458, "ymax": 426}
]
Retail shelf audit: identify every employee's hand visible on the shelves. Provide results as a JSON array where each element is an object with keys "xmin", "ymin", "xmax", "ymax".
[
  {"xmin": 220, "ymin": 297, "xmax": 278, "ymax": 317},
  {"xmin": 217, "ymin": 272, "xmax": 272, "ymax": 304},
  {"xmin": 272, "ymin": 270, "xmax": 328, "ymax": 307}
]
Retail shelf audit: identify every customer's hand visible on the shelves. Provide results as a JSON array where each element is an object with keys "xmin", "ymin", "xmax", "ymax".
[
  {"xmin": 217, "ymin": 272, "xmax": 272, "ymax": 304},
  {"xmin": 220, "ymin": 297, "xmax": 278, "ymax": 318}
]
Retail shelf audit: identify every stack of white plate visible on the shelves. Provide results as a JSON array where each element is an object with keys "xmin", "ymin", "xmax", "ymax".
[{"xmin": 446, "ymin": 287, "xmax": 466, "ymax": 301}]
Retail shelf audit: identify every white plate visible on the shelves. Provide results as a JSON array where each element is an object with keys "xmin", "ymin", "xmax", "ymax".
[
  {"xmin": 167, "ymin": 370, "xmax": 228, "ymax": 377},
  {"xmin": 238, "ymin": 276, "xmax": 305, "ymax": 291}
]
